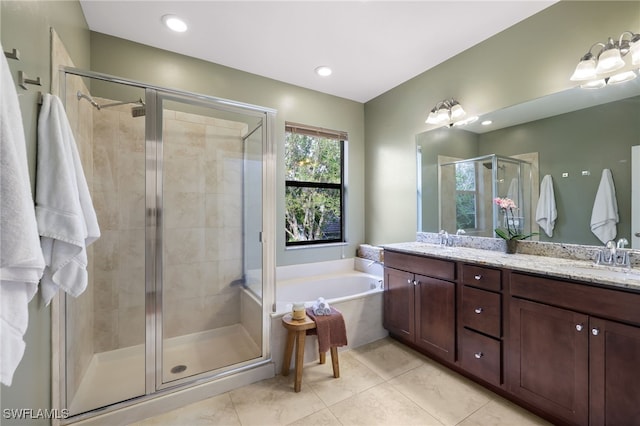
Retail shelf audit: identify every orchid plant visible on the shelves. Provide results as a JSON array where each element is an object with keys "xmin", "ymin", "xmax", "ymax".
[{"xmin": 493, "ymin": 197, "xmax": 537, "ymax": 241}]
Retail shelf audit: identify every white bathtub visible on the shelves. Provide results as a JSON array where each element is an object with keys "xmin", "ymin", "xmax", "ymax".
[
  {"xmin": 275, "ymin": 272, "xmax": 383, "ymax": 313},
  {"xmin": 270, "ymin": 258, "xmax": 388, "ymax": 373}
]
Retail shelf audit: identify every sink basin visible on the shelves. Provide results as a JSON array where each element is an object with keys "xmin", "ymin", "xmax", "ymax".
[{"xmin": 569, "ymin": 263, "xmax": 640, "ymax": 283}]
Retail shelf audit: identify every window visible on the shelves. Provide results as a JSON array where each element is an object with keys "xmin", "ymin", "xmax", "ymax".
[
  {"xmin": 455, "ymin": 162, "xmax": 477, "ymax": 230},
  {"xmin": 285, "ymin": 123, "xmax": 346, "ymax": 246}
]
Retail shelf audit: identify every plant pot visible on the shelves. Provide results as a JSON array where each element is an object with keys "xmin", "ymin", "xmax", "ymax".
[{"xmin": 505, "ymin": 239, "xmax": 518, "ymax": 254}]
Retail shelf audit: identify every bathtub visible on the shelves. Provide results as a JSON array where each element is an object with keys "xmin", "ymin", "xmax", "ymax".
[
  {"xmin": 270, "ymin": 258, "xmax": 388, "ymax": 373},
  {"xmin": 275, "ymin": 272, "xmax": 383, "ymax": 313}
]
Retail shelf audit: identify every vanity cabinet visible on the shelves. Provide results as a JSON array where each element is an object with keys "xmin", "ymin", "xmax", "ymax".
[
  {"xmin": 508, "ymin": 272, "xmax": 640, "ymax": 425},
  {"xmin": 459, "ymin": 264, "xmax": 503, "ymax": 386},
  {"xmin": 384, "ymin": 250, "xmax": 456, "ymax": 363}
]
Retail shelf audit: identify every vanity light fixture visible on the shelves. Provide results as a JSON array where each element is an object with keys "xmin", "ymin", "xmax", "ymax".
[
  {"xmin": 162, "ymin": 14, "xmax": 188, "ymax": 33},
  {"xmin": 570, "ymin": 31, "xmax": 640, "ymax": 88},
  {"xmin": 426, "ymin": 99, "xmax": 478, "ymax": 127}
]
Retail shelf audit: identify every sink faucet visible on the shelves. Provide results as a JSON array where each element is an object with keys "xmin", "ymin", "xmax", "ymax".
[
  {"xmin": 617, "ymin": 238, "xmax": 629, "ymax": 249},
  {"xmin": 438, "ymin": 230, "xmax": 449, "ymax": 246},
  {"xmin": 594, "ymin": 239, "xmax": 630, "ymax": 268}
]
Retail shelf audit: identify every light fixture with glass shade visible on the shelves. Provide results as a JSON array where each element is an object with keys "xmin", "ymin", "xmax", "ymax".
[
  {"xmin": 570, "ymin": 30, "xmax": 640, "ymax": 89},
  {"xmin": 426, "ymin": 99, "xmax": 477, "ymax": 127}
]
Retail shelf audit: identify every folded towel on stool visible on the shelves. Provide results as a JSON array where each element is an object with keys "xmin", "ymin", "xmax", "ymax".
[
  {"xmin": 312, "ymin": 297, "xmax": 331, "ymax": 315},
  {"xmin": 306, "ymin": 307, "xmax": 347, "ymax": 354}
]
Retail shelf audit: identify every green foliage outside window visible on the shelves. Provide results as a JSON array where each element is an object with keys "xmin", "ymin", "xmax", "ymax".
[{"xmin": 285, "ymin": 130, "xmax": 344, "ymax": 244}]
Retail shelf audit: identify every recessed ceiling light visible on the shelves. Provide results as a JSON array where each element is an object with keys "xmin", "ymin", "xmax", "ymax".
[
  {"xmin": 162, "ymin": 14, "xmax": 188, "ymax": 33},
  {"xmin": 315, "ymin": 66, "xmax": 332, "ymax": 77},
  {"xmin": 481, "ymin": 120, "xmax": 493, "ymax": 126}
]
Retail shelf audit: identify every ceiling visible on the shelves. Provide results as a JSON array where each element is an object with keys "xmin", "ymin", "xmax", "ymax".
[{"xmin": 79, "ymin": 1, "xmax": 555, "ymax": 103}]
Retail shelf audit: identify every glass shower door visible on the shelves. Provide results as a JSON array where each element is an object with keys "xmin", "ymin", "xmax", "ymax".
[{"xmin": 157, "ymin": 94, "xmax": 263, "ymax": 386}]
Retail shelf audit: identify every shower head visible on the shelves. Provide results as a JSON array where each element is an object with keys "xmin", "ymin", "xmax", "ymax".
[{"xmin": 131, "ymin": 105, "xmax": 146, "ymax": 118}]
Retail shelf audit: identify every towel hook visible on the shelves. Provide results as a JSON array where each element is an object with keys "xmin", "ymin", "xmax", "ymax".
[
  {"xmin": 3, "ymin": 48, "xmax": 20, "ymax": 60},
  {"xmin": 18, "ymin": 70, "xmax": 41, "ymax": 90}
]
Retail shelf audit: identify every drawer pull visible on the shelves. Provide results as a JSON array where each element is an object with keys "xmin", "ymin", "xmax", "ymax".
[
  {"xmin": 576, "ymin": 324, "xmax": 584, "ymax": 332},
  {"xmin": 407, "ymin": 279, "xmax": 412, "ymax": 284},
  {"xmin": 474, "ymin": 274, "xmax": 482, "ymax": 280},
  {"xmin": 474, "ymin": 352, "xmax": 484, "ymax": 359},
  {"xmin": 474, "ymin": 307, "xmax": 483, "ymax": 314},
  {"xmin": 592, "ymin": 328, "xmax": 600, "ymax": 336}
]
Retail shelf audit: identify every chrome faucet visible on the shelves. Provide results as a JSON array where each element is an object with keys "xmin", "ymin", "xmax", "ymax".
[
  {"xmin": 594, "ymin": 239, "xmax": 630, "ymax": 268},
  {"xmin": 438, "ymin": 230, "xmax": 451, "ymax": 246}
]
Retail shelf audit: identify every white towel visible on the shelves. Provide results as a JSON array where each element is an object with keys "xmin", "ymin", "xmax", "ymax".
[
  {"xmin": 506, "ymin": 178, "xmax": 519, "ymax": 204},
  {"xmin": 535, "ymin": 175, "xmax": 557, "ymax": 237},
  {"xmin": 36, "ymin": 94, "xmax": 100, "ymax": 305},
  {"xmin": 312, "ymin": 297, "xmax": 331, "ymax": 316},
  {"xmin": 0, "ymin": 43, "xmax": 45, "ymax": 386},
  {"xmin": 590, "ymin": 169, "xmax": 619, "ymax": 244}
]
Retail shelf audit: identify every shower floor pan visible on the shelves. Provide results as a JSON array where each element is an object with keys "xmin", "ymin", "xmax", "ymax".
[{"xmin": 68, "ymin": 323, "xmax": 260, "ymax": 416}]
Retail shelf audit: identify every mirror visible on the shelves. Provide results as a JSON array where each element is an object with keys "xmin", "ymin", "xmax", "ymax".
[{"xmin": 417, "ymin": 79, "xmax": 640, "ymax": 246}]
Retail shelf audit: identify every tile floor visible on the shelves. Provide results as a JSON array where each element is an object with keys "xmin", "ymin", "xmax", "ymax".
[{"xmin": 132, "ymin": 337, "xmax": 551, "ymax": 426}]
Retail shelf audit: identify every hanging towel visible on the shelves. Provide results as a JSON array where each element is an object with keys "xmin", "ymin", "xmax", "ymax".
[
  {"xmin": 506, "ymin": 178, "xmax": 519, "ymax": 204},
  {"xmin": 590, "ymin": 169, "xmax": 619, "ymax": 244},
  {"xmin": 0, "ymin": 43, "xmax": 45, "ymax": 386},
  {"xmin": 36, "ymin": 94, "xmax": 100, "ymax": 305},
  {"xmin": 535, "ymin": 175, "xmax": 557, "ymax": 237}
]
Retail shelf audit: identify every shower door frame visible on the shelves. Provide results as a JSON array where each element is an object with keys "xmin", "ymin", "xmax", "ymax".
[{"xmin": 54, "ymin": 67, "xmax": 276, "ymax": 422}]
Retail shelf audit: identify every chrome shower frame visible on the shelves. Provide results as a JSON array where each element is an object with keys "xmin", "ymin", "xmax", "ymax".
[{"xmin": 53, "ymin": 66, "xmax": 277, "ymax": 424}]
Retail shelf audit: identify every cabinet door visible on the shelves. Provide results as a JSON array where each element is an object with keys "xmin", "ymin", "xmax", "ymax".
[
  {"xmin": 590, "ymin": 317, "xmax": 640, "ymax": 425},
  {"xmin": 415, "ymin": 274, "xmax": 455, "ymax": 362},
  {"xmin": 383, "ymin": 267, "xmax": 415, "ymax": 340},
  {"xmin": 508, "ymin": 298, "xmax": 589, "ymax": 426}
]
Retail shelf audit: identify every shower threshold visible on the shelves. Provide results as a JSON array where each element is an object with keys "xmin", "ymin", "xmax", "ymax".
[{"xmin": 68, "ymin": 323, "xmax": 260, "ymax": 416}]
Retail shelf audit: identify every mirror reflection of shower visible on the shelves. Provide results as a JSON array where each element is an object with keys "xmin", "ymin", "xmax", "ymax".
[{"xmin": 439, "ymin": 154, "xmax": 535, "ymax": 238}]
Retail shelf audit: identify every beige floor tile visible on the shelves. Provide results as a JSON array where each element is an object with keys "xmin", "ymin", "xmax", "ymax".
[
  {"xmin": 329, "ymin": 382, "xmax": 443, "ymax": 426},
  {"xmin": 286, "ymin": 408, "xmax": 341, "ymax": 426},
  {"xmin": 458, "ymin": 397, "xmax": 552, "ymax": 426},
  {"xmin": 389, "ymin": 360, "xmax": 493, "ymax": 426},
  {"xmin": 132, "ymin": 393, "xmax": 240, "ymax": 425},
  {"xmin": 348, "ymin": 337, "xmax": 425, "ymax": 380},
  {"xmin": 302, "ymin": 351, "xmax": 385, "ymax": 406},
  {"xmin": 229, "ymin": 374, "xmax": 326, "ymax": 426}
]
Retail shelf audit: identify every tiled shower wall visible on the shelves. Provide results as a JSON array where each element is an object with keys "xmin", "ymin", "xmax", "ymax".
[{"xmin": 91, "ymin": 101, "xmax": 248, "ymax": 352}]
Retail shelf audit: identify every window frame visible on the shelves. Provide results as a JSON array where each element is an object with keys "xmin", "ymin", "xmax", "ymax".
[{"xmin": 284, "ymin": 122, "xmax": 346, "ymax": 247}]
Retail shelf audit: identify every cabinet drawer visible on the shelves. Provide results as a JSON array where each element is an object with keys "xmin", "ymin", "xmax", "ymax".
[
  {"xmin": 510, "ymin": 272, "xmax": 640, "ymax": 326},
  {"xmin": 384, "ymin": 250, "xmax": 455, "ymax": 281},
  {"xmin": 460, "ymin": 328, "xmax": 501, "ymax": 386},
  {"xmin": 462, "ymin": 286, "xmax": 501, "ymax": 337},
  {"xmin": 461, "ymin": 264, "xmax": 501, "ymax": 291}
]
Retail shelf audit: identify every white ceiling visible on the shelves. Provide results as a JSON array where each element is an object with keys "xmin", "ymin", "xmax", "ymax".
[{"xmin": 79, "ymin": 1, "xmax": 555, "ymax": 103}]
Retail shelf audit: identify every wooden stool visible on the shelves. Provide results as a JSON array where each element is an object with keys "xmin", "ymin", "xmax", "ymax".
[{"xmin": 281, "ymin": 313, "xmax": 339, "ymax": 392}]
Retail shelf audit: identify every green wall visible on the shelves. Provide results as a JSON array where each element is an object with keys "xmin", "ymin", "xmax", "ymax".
[
  {"xmin": 364, "ymin": 1, "xmax": 640, "ymax": 244},
  {"xmin": 0, "ymin": 1, "xmax": 90, "ymax": 424}
]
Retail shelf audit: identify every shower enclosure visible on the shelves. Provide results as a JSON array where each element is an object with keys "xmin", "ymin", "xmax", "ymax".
[
  {"xmin": 439, "ymin": 154, "xmax": 533, "ymax": 238},
  {"xmin": 57, "ymin": 68, "xmax": 275, "ymax": 420}
]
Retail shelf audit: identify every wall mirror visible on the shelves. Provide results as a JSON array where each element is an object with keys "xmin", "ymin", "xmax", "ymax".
[{"xmin": 417, "ymin": 79, "xmax": 640, "ymax": 247}]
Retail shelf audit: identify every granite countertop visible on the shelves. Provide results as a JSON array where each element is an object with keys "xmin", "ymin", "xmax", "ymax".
[{"xmin": 383, "ymin": 242, "xmax": 640, "ymax": 292}]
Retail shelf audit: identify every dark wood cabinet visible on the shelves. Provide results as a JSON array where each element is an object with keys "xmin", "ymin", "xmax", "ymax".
[
  {"xmin": 509, "ymin": 272, "xmax": 640, "ymax": 425},
  {"xmin": 383, "ymin": 267, "xmax": 414, "ymax": 339},
  {"xmin": 414, "ymin": 274, "xmax": 455, "ymax": 359},
  {"xmin": 459, "ymin": 264, "xmax": 503, "ymax": 387},
  {"xmin": 383, "ymin": 248, "xmax": 640, "ymax": 425},
  {"xmin": 509, "ymin": 298, "xmax": 589, "ymax": 425},
  {"xmin": 384, "ymin": 250, "xmax": 456, "ymax": 363},
  {"xmin": 589, "ymin": 317, "xmax": 640, "ymax": 425}
]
